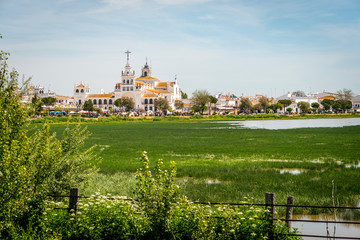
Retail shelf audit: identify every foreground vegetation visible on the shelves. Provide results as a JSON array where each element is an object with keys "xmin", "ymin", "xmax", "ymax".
[
  {"xmin": 39, "ymin": 120, "xmax": 360, "ymax": 215},
  {"xmin": 34, "ymin": 153, "xmax": 299, "ymax": 240}
]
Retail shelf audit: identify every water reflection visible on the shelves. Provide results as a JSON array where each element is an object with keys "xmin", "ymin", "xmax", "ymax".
[{"xmin": 218, "ymin": 118, "xmax": 360, "ymax": 130}]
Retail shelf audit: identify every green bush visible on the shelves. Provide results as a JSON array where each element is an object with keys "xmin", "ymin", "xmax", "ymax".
[
  {"xmin": 44, "ymin": 196, "xmax": 147, "ymax": 240},
  {"xmin": 38, "ymin": 153, "xmax": 300, "ymax": 239}
]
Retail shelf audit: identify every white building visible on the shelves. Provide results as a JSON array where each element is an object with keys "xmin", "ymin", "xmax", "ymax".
[
  {"xmin": 74, "ymin": 51, "xmax": 182, "ymax": 112},
  {"xmin": 276, "ymin": 92, "xmax": 321, "ymax": 113},
  {"xmin": 352, "ymin": 95, "xmax": 360, "ymax": 112}
]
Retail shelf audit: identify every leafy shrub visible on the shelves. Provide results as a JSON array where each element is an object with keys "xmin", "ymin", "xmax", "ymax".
[
  {"xmin": 38, "ymin": 152, "xmax": 300, "ymax": 239},
  {"xmin": 136, "ymin": 152, "xmax": 179, "ymax": 239},
  {"xmin": 45, "ymin": 195, "xmax": 146, "ymax": 240}
]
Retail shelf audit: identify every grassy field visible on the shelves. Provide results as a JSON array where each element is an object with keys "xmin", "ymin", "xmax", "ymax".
[{"xmin": 36, "ymin": 120, "xmax": 360, "ymax": 214}]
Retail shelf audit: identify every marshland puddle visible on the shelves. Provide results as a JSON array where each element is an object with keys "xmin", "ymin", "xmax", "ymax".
[
  {"xmin": 292, "ymin": 213, "xmax": 360, "ymax": 239},
  {"xmin": 278, "ymin": 168, "xmax": 307, "ymax": 175},
  {"xmin": 205, "ymin": 178, "xmax": 231, "ymax": 184},
  {"xmin": 215, "ymin": 118, "xmax": 360, "ymax": 130},
  {"xmin": 345, "ymin": 162, "xmax": 360, "ymax": 168}
]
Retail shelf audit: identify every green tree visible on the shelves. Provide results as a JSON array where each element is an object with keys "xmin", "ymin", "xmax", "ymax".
[
  {"xmin": 337, "ymin": 88, "xmax": 353, "ymax": 112},
  {"xmin": 1, "ymin": 45, "xmax": 33, "ymax": 236},
  {"xmin": 259, "ymin": 96, "xmax": 270, "ymax": 113},
  {"xmin": 239, "ymin": 98, "xmax": 252, "ymax": 112},
  {"xmin": 154, "ymin": 97, "xmax": 170, "ymax": 115},
  {"xmin": 181, "ymin": 91, "xmax": 188, "ymax": 99},
  {"xmin": 297, "ymin": 101, "xmax": 310, "ymax": 113},
  {"xmin": 321, "ymin": 99, "xmax": 335, "ymax": 111},
  {"xmin": 286, "ymin": 107, "xmax": 293, "ymax": 114},
  {"xmin": 191, "ymin": 89, "xmax": 211, "ymax": 114},
  {"xmin": 0, "ymin": 39, "xmax": 99, "ymax": 237},
  {"xmin": 41, "ymin": 97, "xmax": 56, "ymax": 106},
  {"xmin": 278, "ymin": 99, "xmax": 292, "ymax": 112},
  {"xmin": 311, "ymin": 102, "xmax": 320, "ymax": 113},
  {"xmin": 209, "ymin": 96, "xmax": 218, "ymax": 115},
  {"xmin": 174, "ymin": 99, "xmax": 184, "ymax": 110},
  {"xmin": 94, "ymin": 107, "xmax": 103, "ymax": 114},
  {"xmin": 252, "ymin": 103, "xmax": 263, "ymax": 112},
  {"xmin": 83, "ymin": 99, "xmax": 94, "ymax": 111},
  {"xmin": 332, "ymin": 101, "xmax": 342, "ymax": 113},
  {"xmin": 115, "ymin": 96, "xmax": 135, "ymax": 112},
  {"xmin": 270, "ymin": 102, "xmax": 283, "ymax": 113},
  {"xmin": 31, "ymin": 95, "xmax": 43, "ymax": 116}
]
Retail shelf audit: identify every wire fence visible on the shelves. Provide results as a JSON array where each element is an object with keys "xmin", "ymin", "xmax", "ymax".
[{"xmin": 48, "ymin": 189, "xmax": 360, "ymax": 240}]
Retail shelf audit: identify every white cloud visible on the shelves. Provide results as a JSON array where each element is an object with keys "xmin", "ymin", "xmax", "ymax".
[
  {"xmin": 316, "ymin": 23, "xmax": 360, "ymax": 43},
  {"xmin": 103, "ymin": 0, "xmax": 143, "ymax": 8},
  {"xmin": 198, "ymin": 14, "xmax": 214, "ymax": 20},
  {"xmin": 85, "ymin": 0, "xmax": 143, "ymax": 13},
  {"xmin": 155, "ymin": 0, "xmax": 214, "ymax": 5}
]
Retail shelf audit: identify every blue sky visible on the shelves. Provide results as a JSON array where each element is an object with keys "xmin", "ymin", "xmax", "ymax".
[{"xmin": 1, "ymin": 0, "xmax": 359, "ymax": 97}]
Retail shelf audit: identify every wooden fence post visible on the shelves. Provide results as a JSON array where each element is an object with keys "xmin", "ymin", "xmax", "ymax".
[
  {"xmin": 68, "ymin": 188, "xmax": 80, "ymax": 214},
  {"xmin": 265, "ymin": 192, "xmax": 275, "ymax": 240},
  {"xmin": 265, "ymin": 192, "xmax": 276, "ymax": 219},
  {"xmin": 286, "ymin": 196, "xmax": 294, "ymax": 229}
]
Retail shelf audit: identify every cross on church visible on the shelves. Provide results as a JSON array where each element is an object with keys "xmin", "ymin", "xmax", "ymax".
[{"xmin": 125, "ymin": 50, "xmax": 131, "ymax": 63}]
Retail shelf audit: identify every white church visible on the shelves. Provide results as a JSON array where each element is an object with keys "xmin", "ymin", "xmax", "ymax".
[{"xmin": 73, "ymin": 51, "xmax": 182, "ymax": 112}]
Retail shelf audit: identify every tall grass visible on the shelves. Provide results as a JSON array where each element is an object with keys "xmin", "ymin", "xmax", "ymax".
[{"xmin": 32, "ymin": 121, "xmax": 360, "ymax": 211}]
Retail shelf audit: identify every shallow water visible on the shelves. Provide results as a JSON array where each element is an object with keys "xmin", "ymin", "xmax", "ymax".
[
  {"xmin": 291, "ymin": 214, "xmax": 360, "ymax": 239},
  {"xmin": 279, "ymin": 168, "xmax": 307, "ymax": 175},
  {"xmin": 219, "ymin": 118, "xmax": 360, "ymax": 130}
]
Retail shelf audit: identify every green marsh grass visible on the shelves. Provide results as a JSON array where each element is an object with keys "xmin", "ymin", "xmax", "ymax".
[{"xmin": 34, "ymin": 121, "xmax": 360, "ymax": 213}]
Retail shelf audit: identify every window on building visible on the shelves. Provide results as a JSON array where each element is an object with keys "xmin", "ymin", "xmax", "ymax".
[
  {"xmin": 127, "ymin": 80, "xmax": 129, "ymax": 84},
  {"xmin": 93, "ymin": 99, "xmax": 97, "ymax": 104},
  {"xmin": 150, "ymin": 106, "xmax": 152, "ymax": 111},
  {"xmin": 123, "ymin": 87, "xmax": 125, "ymax": 91},
  {"xmin": 145, "ymin": 107, "xmax": 148, "ymax": 111},
  {"xmin": 145, "ymin": 99, "xmax": 148, "ymax": 104},
  {"xmin": 123, "ymin": 80, "xmax": 125, "ymax": 84},
  {"xmin": 130, "ymin": 87, "xmax": 133, "ymax": 91},
  {"xmin": 81, "ymin": 89, "xmax": 84, "ymax": 93},
  {"xmin": 149, "ymin": 99, "xmax": 153, "ymax": 104},
  {"xmin": 127, "ymin": 87, "xmax": 129, "ymax": 91},
  {"xmin": 104, "ymin": 99, "xmax": 107, "ymax": 104},
  {"xmin": 109, "ymin": 99, "xmax": 112, "ymax": 104},
  {"xmin": 79, "ymin": 100, "xmax": 81, "ymax": 104},
  {"xmin": 76, "ymin": 89, "xmax": 79, "ymax": 93},
  {"xmin": 131, "ymin": 79, "xmax": 133, "ymax": 84},
  {"xmin": 144, "ymin": 72, "xmax": 148, "ymax": 77}
]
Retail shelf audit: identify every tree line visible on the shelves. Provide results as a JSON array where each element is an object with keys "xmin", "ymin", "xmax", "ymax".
[{"xmin": 188, "ymin": 89, "xmax": 355, "ymax": 114}]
